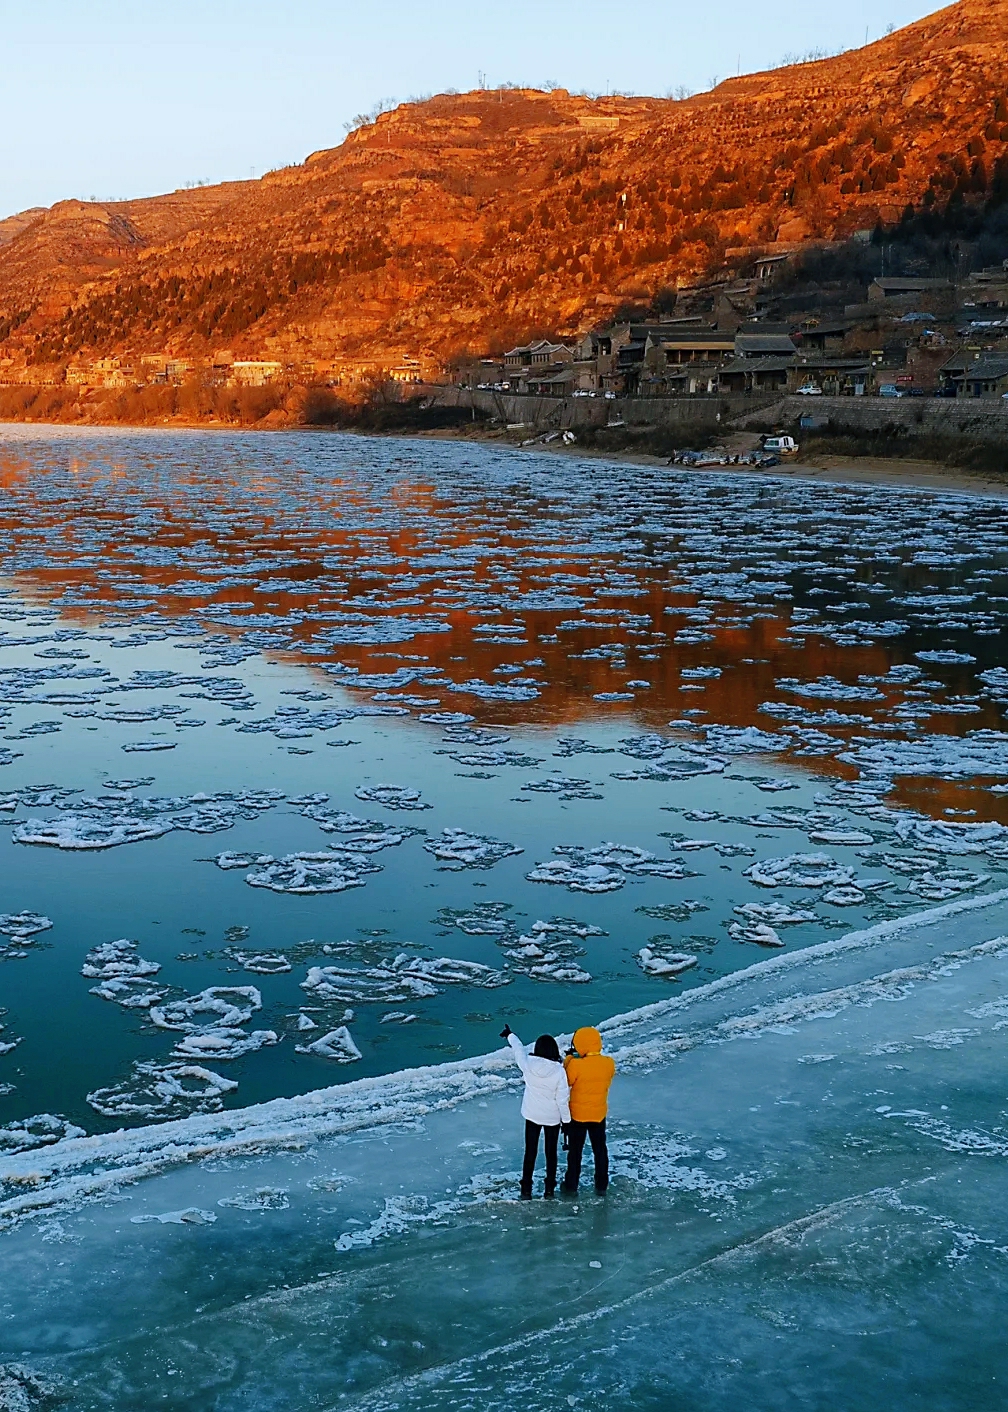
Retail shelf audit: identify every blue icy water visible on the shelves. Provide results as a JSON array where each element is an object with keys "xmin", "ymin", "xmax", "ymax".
[{"xmin": 1, "ymin": 427, "xmax": 1007, "ymax": 1407}]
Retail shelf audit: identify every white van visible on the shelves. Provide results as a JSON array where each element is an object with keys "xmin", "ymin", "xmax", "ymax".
[{"xmin": 762, "ymin": 435, "xmax": 797, "ymax": 454}]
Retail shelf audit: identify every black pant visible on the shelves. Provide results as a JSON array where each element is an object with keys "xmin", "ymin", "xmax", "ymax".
[
  {"xmin": 562, "ymin": 1118, "xmax": 608, "ymax": 1193},
  {"xmin": 522, "ymin": 1120, "xmax": 560, "ymax": 1194}
]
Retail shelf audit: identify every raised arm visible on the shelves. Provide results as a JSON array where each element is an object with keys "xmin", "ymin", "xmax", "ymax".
[{"xmin": 506, "ymin": 1030, "xmax": 531, "ymax": 1078}]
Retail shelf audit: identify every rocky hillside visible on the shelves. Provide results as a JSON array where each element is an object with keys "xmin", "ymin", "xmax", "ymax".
[{"xmin": 2, "ymin": 0, "xmax": 1006, "ymax": 374}]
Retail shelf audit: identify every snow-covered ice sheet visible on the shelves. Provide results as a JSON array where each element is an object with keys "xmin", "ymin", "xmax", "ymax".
[{"xmin": 2, "ymin": 892, "xmax": 1007, "ymax": 1408}]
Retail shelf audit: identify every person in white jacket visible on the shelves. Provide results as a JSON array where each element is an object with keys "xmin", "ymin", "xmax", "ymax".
[{"xmin": 500, "ymin": 1023, "xmax": 571, "ymax": 1199}]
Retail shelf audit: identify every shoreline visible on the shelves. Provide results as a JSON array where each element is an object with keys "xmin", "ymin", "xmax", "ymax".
[{"xmin": 3, "ymin": 415, "xmax": 1007, "ymax": 500}]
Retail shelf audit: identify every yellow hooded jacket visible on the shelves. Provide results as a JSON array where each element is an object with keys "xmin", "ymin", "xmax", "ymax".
[{"xmin": 563, "ymin": 1027, "xmax": 616, "ymax": 1123}]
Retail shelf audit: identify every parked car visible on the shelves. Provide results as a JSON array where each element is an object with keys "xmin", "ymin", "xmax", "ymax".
[
  {"xmin": 878, "ymin": 384, "xmax": 905, "ymax": 398},
  {"xmin": 763, "ymin": 435, "xmax": 798, "ymax": 454},
  {"xmin": 795, "ymin": 383, "xmax": 823, "ymax": 396}
]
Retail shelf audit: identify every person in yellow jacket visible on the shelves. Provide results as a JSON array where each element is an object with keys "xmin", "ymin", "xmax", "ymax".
[{"xmin": 561, "ymin": 1025, "xmax": 616, "ymax": 1194}]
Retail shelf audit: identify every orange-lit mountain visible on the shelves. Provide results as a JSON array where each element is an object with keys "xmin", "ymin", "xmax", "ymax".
[{"xmin": 2, "ymin": 0, "xmax": 1006, "ymax": 374}]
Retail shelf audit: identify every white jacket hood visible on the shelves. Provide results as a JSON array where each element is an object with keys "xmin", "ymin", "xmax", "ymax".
[{"xmin": 507, "ymin": 1032, "xmax": 571, "ymax": 1126}]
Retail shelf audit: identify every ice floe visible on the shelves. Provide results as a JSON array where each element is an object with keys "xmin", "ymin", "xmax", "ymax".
[
  {"xmin": 636, "ymin": 947, "xmax": 699, "ymax": 977},
  {"xmin": 726, "ymin": 921, "xmax": 785, "ymax": 947},
  {"xmin": 528, "ymin": 842, "xmax": 691, "ymax": 893},
  {"xmin": 87, "ymin": 1061, "xmax": 238, "ymax": 1119},
  {"xmin": 294, "ymin": 1027, "xmax": 363, "ymax": 1062},
  {"xmin": 745, "ymin": 853, "xmax": 867, "ymax": 890},
  {"xmin": 423, "ymin": 828, "xmax": 522, "ymax": 869},
  {"xmin": 0, "ymin": 1114, "xmax": 85, "ymax": 1155},
  {"xmin": 217, "ymin": 1186, "xmax": 290, "ymax": 1211},
  {"xmin": 302, "ymin": 955, "xmax": 509, "ymax": 1005},
  {"xmin": 244, "ymin": 851, "xmax": 382, "ymax": 894},
  {"xmin": 353, "ymin": 784, "xmax": 431, "ymax": 811},
  {"xmin": 0, "ymin": 912, "xmax": 52, "ymax": 961},
  {"xmin": 83, "ymin": 940, "xmax": 164, "ymax": 1008}
]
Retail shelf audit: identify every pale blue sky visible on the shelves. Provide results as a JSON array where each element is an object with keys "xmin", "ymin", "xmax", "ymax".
[{"xmin": 1, "ymin": 0, "xmax": 941, "ymax": 219}]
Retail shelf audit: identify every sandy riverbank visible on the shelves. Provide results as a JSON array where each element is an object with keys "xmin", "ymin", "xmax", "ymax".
[
  {"xmin": 4, "ymin": 415, "xmax": 1008, "ymax": 500},
  {"xmin": 410, "ymin": 421, "xmax": 1008, "ymax": 499}
]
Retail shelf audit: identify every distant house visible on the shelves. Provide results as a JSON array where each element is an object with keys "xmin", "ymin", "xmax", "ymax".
[
  {"xmin": 867, "ymin": 277, "xmax": 952, "ymax": 304},
  {"xmin": 231, "ymin": 360, "xmax": 283, "ymax": 387},
  {"xmin": 503, "ymin": 340, "xmax": 573, "ymax": 371},
  {"xmin": 786, "ymin": 356, "xmax": 871, "ymax": 395},
  {"xmin": 389, "ymin": 356, "xmax": 422, "ymax": 383},
  {"xmin": 966, "ymin": 260, "xmax": 1008, "ymax": 307},
  {"xmin": 794, "ymin": 322, "xmax": 849, "ymax": 354},
  {"xmin": 645, "ymin": 330, "xmax": 736, "ymax": 367},
  {"xmin": 503, "ymin": 340, "xmax": 573, "ymax": 393},
  {"xmin": 718, "ymin": 356, "xmax": 793, "ymax": 394},
  {"xmin": 940, "ymin": 352, "xmax": 1008, "ymax": 397},
  {"xmin": 641, "ymin": 328, "xmax": 735, "ymax": 396},
  {"xmin": 572, "ymin": 330, "xmax": 612, "ymax": 391},
  {"xmin": 733, "ymin": 331, "xmax": 797, "ymax": 360},
  {"xmin": 525, "ymin": 369, "xmax": 577, "ymax": 396}
]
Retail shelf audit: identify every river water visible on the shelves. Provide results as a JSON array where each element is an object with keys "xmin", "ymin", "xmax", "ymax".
[{"xmin": 1, "ymin": 427, "xmax": 1006, "ymax": 1408}]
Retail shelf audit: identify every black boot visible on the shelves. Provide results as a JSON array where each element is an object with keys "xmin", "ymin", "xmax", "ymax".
[{"xmin": 519, "ymin": 1184, "xmax": 533, "ymax": 1200}]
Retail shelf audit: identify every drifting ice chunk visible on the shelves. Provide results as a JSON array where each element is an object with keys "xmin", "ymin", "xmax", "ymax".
[
  {"xmin": 302, "ymin": 955, "xmax": 508, "ymax": 1005},
  {"xmin": 0, "ymin": 1113, "xmax": 85, "ymax": 1154},
  {"xmin": 14, "ymin": 815, "xmax": 170, "ymax": 849},
  {"xmin": 84, "ymin": 940, "xmax": 164, "ymax": 1007},
  {"xmin": 82, "ymin": 939, "xmax": 161, "ymax": 981},
  {"xmin": 87, "ymin": 1061, "xmax": 238, "ymax": 1119},
  {"xmin": 225, "ymin": 949, "xmax": 292, "ymax": 975},
  {"xmin": 528, "ymin": 841, "xmax": 688, "ymax": 893},
  {"xmin": 295, "ymin": 1026, "xmax": 363, "ymax": 1062},
  {"xmin": 0, "ymin": 912, "xmax": 52, "ymax": 940},
  {"xmin": 217, "ymin": 1188, "xmax": 290, "ymax": 1211},
  {"xmin": 808, "ymin": 829, "xmax": 874, "ymax": 845},
  {"xmin": 353, "ymin": 784, "xmax": 431, "ymax": 811},
  {"xmin": 131, "ymin": 1208, "xmax": 216, "ymax": 1225},
  {"xmin": 423, "ymin": 829, "xmax": 523, "ymax": 869},
  {"xmin": 215, "ymin": 851, "xmax": 274, "ymax": 870},
  {"xmin": 822, "ymin": 885, "xmax": 867, "ymax": 907},
  {"xmin": 745, "ymin": 853, "xmax": 855, "ymax": 889},
  {"xmin": 891, "ymin": 815, "xmax": 1008, "ymax": 857},
  {"xmin": 526, "ymin": 857, "xmax": 625, "ymax": 893},
  {"xmin": 173, "ymin": 1029, "xmax": 278, "ymax": 1060},
  {"xmin": 905, "ymin": 869, "xmax": 990, "ymax": 901},
  {"xmin": 245, "ymin": 851, "xmax": 381, "ymax": 894},
  {"xmin": 726, "ymin": 921, "xmax": 785, "ymax": 947},
  {"xmin": 636, "ymin": 947, "xmax": 699, "ymax": 977},
  {"xmin": 150, "ymin": 986, "xmax": 262, "ymax": 1031},
  {"xmin": 732, "ymin": 902, "xmax": 818, "ymax": 926}
]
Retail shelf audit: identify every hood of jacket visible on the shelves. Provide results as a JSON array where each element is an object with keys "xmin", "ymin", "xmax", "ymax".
[{"xmin": 573, "ymin": 1025, "xmax": 603, "ymax": 1056}]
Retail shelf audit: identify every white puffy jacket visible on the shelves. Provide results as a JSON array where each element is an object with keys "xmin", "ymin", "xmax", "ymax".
[{"xmin": 507, "ymin": 1032, "xmax": 571, "ymax": 1127}]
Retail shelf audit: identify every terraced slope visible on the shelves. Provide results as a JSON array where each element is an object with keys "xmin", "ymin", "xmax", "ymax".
[{"xmin": 1, "ymin": 0, "xmax": 1005, "ymax": 371}]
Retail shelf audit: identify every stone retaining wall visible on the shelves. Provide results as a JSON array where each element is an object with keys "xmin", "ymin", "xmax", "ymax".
[
  {"xmin": 424, "ymin": 385, "xmax": 782, "ymax": 435},
  {"xmin": 735, "ymin": 395, "xmax": 1008, "ymax": 445}
]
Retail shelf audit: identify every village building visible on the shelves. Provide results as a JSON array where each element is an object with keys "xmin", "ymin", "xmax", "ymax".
[
  {"xmin": 867, "ymin": 276, "xmax": 952, "ymax": 304},
  {"xmin": 785, "ymin": 355, "xmax": 871, "ymax": 395},
  {"xmin": 641, "ymin": 328, "xmax": 736, "ymax": 396},
  {"xmin": 502, "ymin": 340, "xmax": 574, "ymax": 393},
  {"xmin": 231, "ymin": 360, "xmax": 283, "ymax": 386},
  {"xmin": 939, "ymin": 351, "xmax": 1008, "ymax": 397},
  {"xmin": 794, "ymin": 321, "xmax": 850, "ymax": 354}
]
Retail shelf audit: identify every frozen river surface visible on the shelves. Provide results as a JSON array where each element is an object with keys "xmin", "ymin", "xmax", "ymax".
[{"xmin": 0, "ymin": 428, "xmax": 1007, "ymax": 1407}]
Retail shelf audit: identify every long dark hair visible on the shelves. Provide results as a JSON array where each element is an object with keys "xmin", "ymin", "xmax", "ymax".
[{"xmin": 533, "ymin": 1034, "xmax": 561, "ymax": 1062}]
